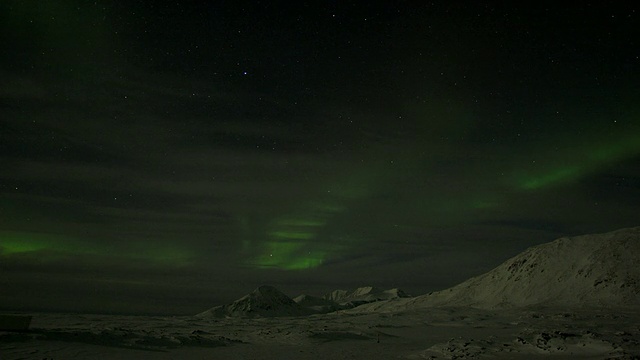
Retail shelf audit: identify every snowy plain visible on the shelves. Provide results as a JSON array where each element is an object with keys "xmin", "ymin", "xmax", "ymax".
[{"xmin": 2, "ymin": 307, "xmax": 639, "ymax": 359}]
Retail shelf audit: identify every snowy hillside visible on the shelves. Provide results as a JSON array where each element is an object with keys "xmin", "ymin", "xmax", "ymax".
[
  {"xmin": 323, "ymin": 286, "xmax": 410, "ymax": 305},
  {"xmin": 360, "ymin": 227, "xmax": 640, "ymax": 311}
]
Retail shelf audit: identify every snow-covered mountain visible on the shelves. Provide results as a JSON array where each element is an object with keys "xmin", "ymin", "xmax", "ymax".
[
  {"xmin": 323, "ymin": 286, "xmax": 410, "ymax": 306},
  {"xmin": 197, "ymin": 227, "xmax": 640, "ymax": 318},
  {"xmin": 323, "ymin": 289, "xmax": 349, "ymax": 303},
  {"xmin": 292, "ymin": 294, "xmax": 341, "ymax": 314},
  {"xmin": 196, "ymin": 285, "xmax": 412, "ymax": 318},
  {"xmin": 359, "ymin": 226, "xmax": 640, "ymax": 312},
  {"xmin": 196, "ymin": 285, "xmax": 310, "ymax": 318}
]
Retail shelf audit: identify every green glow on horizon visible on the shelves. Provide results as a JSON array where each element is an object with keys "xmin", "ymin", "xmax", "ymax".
[
  {"xmin": 1, "ymin": 238, "xmax": 50, "ymax": 254},
  {"xmin": 0, "ymin": 231, "xmax": 193, "ymax": 266},
  {"xmin": 0, "ymin": 232, "xmax": 89, "ymax": 255}
]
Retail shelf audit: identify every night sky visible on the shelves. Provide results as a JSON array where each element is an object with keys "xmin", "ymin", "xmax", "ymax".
[{"xmin": 1, "ymin": 2, "xmax": 639, "ymax": 315}]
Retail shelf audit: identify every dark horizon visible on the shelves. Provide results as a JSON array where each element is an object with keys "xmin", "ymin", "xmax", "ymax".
[{"xmin": 1, "ymin": 2, "xmax": 639, "ymax": 315}]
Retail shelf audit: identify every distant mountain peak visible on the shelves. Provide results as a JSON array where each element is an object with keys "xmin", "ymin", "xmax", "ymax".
[
  {"xmin": 196, "ymin": 284, "xmax": 413, "ymax": 318},
  {"xmin": 323, "ymin": 286, "xmax": 410, "ymax": 305},
  {"xmin": 250, "ymin": 285, "xmax": 289, "ymax": 299},
  {"xmin": 196, "ymin": 285, "xmax": 307, "ymax": 318},
  {"xmin": 349, "ymin": 286, "xmax": 381, "ymax": 297}
]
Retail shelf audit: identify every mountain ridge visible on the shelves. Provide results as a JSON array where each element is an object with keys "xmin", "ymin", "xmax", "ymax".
[{"xmin": 196, "ymin": 285, "xmax": 410, "ymax": 318}]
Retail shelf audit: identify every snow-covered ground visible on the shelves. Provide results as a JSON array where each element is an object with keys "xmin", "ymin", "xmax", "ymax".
[
  {"xmin": 2, "ymin": 307, "xmax": 639, "ymax": 359},
  {"xmin": 2, "ymin": 227, "xmax": 639, "ymax": 359}
]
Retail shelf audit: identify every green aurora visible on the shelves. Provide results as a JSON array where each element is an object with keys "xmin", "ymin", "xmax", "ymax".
[
  {"xmin": 244, "ymin": 160, "xmax": 389, "ymax": 270},
  {"xmin": 514, "ymin": 130, "xmax": 640, "ymax": 191},
  {"xmin": 243, "ymin": 123, "xmax": 640, "ymax": 270},
  {"xmin": 4, "ymin": 127, "xmax": 636, "ymax": 272}
]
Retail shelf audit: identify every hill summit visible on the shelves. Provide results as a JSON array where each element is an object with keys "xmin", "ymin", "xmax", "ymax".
[{"xmin": 363, "ymin": 226, "xmax": 640, "ymax": 312}]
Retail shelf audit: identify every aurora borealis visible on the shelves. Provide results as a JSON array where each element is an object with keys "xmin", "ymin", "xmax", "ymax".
[{"xmin": 1, "ymin": 2, "xmax": 639, "ymax": 315}]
